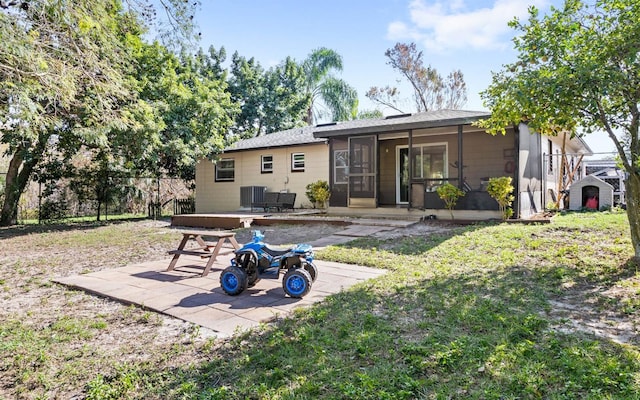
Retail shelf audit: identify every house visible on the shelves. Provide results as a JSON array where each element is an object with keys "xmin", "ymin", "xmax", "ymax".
[
  {"xmin": 195, "ymin": 126, "xmax": 329, "ymax": 212},
  {"xmin": 196, "ymin": 110, "xmax": 593, "ymax": 219}
]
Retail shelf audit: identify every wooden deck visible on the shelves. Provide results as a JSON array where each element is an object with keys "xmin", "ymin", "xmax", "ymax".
[{"xmin": 170, "ymin": 213, "xmax": 350, "ymax": 229}]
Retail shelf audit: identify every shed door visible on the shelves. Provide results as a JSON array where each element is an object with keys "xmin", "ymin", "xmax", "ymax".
[{"xmin": 348, "ymin": 135, "xmax": 377, "ymax": 207}]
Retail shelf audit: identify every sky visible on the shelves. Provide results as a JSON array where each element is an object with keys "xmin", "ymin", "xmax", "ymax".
[{"xmin": 194, "ymin": 0, "xmax": 616, "ymax": 156}]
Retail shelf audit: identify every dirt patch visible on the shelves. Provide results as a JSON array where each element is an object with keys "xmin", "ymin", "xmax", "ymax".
[{"xmin": 233, "ymin": 223, "xmax": 346, "ymax": 246}]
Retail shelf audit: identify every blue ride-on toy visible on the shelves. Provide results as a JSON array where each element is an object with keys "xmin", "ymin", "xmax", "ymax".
[{"xmin": 219, "ymin": 230, "xmax": 317, "ymax": 298}]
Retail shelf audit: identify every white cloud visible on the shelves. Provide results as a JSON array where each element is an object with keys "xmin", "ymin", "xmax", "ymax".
[{"xmin": 387, "ymin": 0, "xmax": 549, "ymax": 52}]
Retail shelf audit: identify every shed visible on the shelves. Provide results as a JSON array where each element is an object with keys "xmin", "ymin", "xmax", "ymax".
[{"xmin": 569, "ymin": 175, "xmax": 614, "ymax": 210}]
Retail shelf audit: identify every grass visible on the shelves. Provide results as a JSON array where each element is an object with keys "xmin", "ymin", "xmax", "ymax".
[
  {"xmin": 18, "ymin": 213, "xmax": 152, "ymax": 225},
  {"xmin": 1, "ymin": 211, "xmax": 640, "ymax": 398}
]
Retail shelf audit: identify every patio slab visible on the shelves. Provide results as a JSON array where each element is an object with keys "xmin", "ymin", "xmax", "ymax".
[{"xmin": 54, "ymin": 254, "xmax": 386, "ymax": 338}]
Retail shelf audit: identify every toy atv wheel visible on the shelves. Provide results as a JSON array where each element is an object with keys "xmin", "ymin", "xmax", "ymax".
[
  {"xmin": 220, "ymin": 266, "xmax": 248, "ymax": 295},
  {"xmin": 282, "ymin": 268, "xmax": 312, "ymax": 298},
  {"xmin": 236, "ymin": 252, "xmax": 260, "ymax": 287},
  {"xmin": 303, "ymin": 262, "xmax": 318, "ymax": 282},
  {"xmin": 247, "ymin": 270, "xmax": 261, "ymax": 287}
]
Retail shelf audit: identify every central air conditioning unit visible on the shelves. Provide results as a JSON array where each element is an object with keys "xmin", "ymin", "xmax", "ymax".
[{"xmin": 240, "ymin": 186, "xmax": 266, "ymax": 208}]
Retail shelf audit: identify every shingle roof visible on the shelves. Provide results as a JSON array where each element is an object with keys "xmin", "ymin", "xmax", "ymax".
[
  {"xmin": 224, "ymin": 126, "xmax": 327, "ymax": 152},
  {"xmin": 224, "ymin": 110, "xmax": 491, "ymax": 152},
  {"xmin": 313, "ymin": 109, "xmax": 492, "ymax": 138}
]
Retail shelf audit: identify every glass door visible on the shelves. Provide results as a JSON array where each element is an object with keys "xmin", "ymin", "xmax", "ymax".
[
  {"xmin": 348, "ymin": 135, "xmax": 377, "ymax": 207},
  {"xmin": 397, "ymin": 146, "xmax": 409, "ymax": 204}
]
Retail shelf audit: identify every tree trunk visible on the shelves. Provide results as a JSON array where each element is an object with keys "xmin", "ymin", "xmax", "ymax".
[
  {"xmin": 0, "ymin": 145, "xmax": 41, "ymax": 226},
  {"xmin": 0, "ymin": 135, "xmax": 48, "ymax": 226},
  {"xmin": 1, "ymin": 151, "xmax": 25, "ymax": 226},
  {"xmin": 626, "ymin": 171, "xmax": 640, "ymax": 259}
]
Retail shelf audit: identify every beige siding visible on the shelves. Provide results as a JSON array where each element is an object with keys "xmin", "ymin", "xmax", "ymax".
[
  {"xmin": 377, "ymin": 127, "xmax": 516, "ymax": 206},
  {"xmin": 195, "ymin": 159, "xmax": 216, "ymax": 213},
  {"xmin": 461, "ymin": 129, "xmax": 515, "ymax": 190},
  {"xmin": 196, "ymin": 144, "xmax": 329, "ymax": 213}
]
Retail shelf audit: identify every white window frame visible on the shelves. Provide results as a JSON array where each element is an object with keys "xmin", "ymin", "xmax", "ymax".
[
  {"xmin": 261, "ymin": 155, "xmax": 273, "ymax": 173},
  {"xmin": 215, "ymin": 158, "xmax": 235, "ymax": 182},
  {"xmin": 291, "ymin": 152, "xmax": 305, "ymax": 171}
]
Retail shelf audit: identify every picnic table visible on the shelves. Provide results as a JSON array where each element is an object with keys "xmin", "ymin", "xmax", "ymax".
[{"xmin": 166, "ymin": 230, "xmax": 240, "ymax": 277}]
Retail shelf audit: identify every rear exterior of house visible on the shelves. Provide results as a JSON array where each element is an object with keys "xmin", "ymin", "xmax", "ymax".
[
  {"xmin": 312, "ymin": 110, "xmax": 592, "ymax": 219},
  {"xmin": 194, "ymin": 110, "xmax": 592, "ymax": 219},
  {"xmin": 195, "ymin": 126, "xmax": 329, "ymax": 212}
]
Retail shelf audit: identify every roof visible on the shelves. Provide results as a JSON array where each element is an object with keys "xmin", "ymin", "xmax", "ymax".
[
  {"xmin": 223, "ymin": 109, "xmax": 593, "ymax": 155},
  {"xmin": 224, "ymin": 126, "xmax": 327, "ymax": 152},
  {"xmin": 224, "ymin": 110, "xmax": 490, "ymax": 152},
  {"xmin": 572, "ymin": 136, "xmax": 593, "ymax": 155},
  {"xmin": 313, "ymin": 109, "xmax": 492, "ymax": 138}
]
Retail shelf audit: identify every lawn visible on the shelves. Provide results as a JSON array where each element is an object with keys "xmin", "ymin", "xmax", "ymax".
[{"xmin": 1, "ymin": 212, "xmax": 639, "ymax": 399}]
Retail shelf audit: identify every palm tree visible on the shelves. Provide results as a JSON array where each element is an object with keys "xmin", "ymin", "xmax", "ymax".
[{"xmin": 302, "ymin": 48, "xmax": 358, "ymax": 125}]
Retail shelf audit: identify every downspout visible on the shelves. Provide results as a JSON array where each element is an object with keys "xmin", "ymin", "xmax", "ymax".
[
  {"xmin": 513, "ymin": 124, "xmax": 521, "ymax": 219},
  {"xmin": 408, "ymin": 129, "xmax": 413, "ymax": 209},
  {"xmin": 457, "ymin": 125, "xmax": 464, "ymax": 189}
]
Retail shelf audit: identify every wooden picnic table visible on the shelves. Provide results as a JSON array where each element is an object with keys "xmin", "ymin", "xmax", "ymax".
[{"xmin": 166, "ymin": 229, "xmax": 240, "ymax": 277}]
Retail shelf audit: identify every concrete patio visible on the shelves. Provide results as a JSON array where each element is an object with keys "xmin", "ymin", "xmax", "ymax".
[{"xmin": 54, "ymin": 231, "xmax": 392, "ymax": 338}]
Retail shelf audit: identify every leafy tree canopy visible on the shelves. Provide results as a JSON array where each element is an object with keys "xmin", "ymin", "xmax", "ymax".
[
  {"xmin": 477, "ymin": 0, "xmax": 640, "ymax": 257},
  {"xmin": 228, "ymin": 51, "xmax": 308, "ymax": 138},
  {"xmin": 302, "ymin": 47, "xmax": 358, "ymax": 124},
  {"xmin": 0, "ymin": 0, "xmax": 219, "ymax": 225}
]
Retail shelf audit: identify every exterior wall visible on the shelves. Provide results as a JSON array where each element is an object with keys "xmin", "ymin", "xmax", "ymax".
[
  {"xmin": 460, "ymin": 128, "xmax": 515, "ymax": 190},
  {"xmin": 195, "ymin": 159, "xmax": 217, "ymax": 213},
  {"xmin": 518, "ymin": 124, "xmax": 543, "ymax": 218},
  {"xmin": 377, "ymin": 127, "xmax": 515, "ymax": 209},
  {"xmin": 196, "ymin": 143, "xmax": 329, "ymax": 213},
  {"xmin": 542, "ymin": 134, "xmax": 587, "ymax": 209}
]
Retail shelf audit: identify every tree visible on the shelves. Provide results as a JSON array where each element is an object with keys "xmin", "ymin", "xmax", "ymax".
[
  {"xmin": 0, "ymin": 1, "xmax": 142, "ymax": 225},
  {"xmin": 228, "ymin": 51, "xmax": 308, "ymax": 137},
  {"xmin": 0, "ymin": 0, "xmax": 204, "ymax": 225},
  {"xmin": 477, "ymin": 0, "xmax": 640, "ymax": 257},
  {"xmin": 301, "ymin": 48, "xmax": 358, "ymax": 124},
  {"xmin": 260, "ymin": 57, "xmax": 309, "ymax": 134},
  {"xmin": 367, "ymin": 42, "xmax": 468, "ymax": 113}
]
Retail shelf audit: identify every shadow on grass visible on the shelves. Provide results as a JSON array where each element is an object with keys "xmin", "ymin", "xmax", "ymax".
[
  {"xmin": 0, "ymin": 216, "xmax": 164, "ymax": 240},
  {"xmin": 92, "ymin": 261, "xmax": 640, "ymax": 399}
]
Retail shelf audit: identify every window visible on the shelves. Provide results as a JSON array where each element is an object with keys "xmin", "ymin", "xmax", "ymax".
[
  {"xmin": 291, "ymin": 153, "xmax": 305, "ymax": 171},
  {"xmin": 215, "ymin": 159, "xmax": 235, "ymax": 181},
  {"xmin": 334, "ymin": 150, "xmax": 348, "ymax": 184},
  {"xmin": 261, "ymin": 155, "xmax": 273, "ymax": 173},
  {"xmin": 411, "ymin": 144, "xmax": 447, "ymax": 190}
]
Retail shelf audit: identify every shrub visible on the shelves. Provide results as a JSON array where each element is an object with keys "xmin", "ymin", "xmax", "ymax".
[
  {"xmin": 305, "ymin": 180, "xmax": 331, "ymax": 208},
  {"xmin": 487, "ymin": 176, "xmax": 515, "ymax": 220},
  {"xmin": 436, "ymin": 183, "xmax": 465, "ymax": 220}
]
